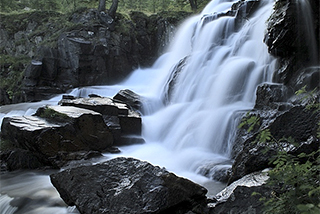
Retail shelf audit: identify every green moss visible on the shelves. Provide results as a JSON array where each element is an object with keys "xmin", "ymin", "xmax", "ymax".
[
  {"xmin": 0, "ymin": 55, "xmax": 29, "ymax": 100},
  {"xmin": 38, "ymin": 106, "xmax": 69, "ymax": 122}
]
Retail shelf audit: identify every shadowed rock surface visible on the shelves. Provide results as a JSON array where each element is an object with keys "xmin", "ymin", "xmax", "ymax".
[
  {"xmin": 50, "ymin": 157, "xmax": 208, "ymax": 214},
  {"xmin": 1, "ymin": 105, "xmax": 113, "ymax": 168}
]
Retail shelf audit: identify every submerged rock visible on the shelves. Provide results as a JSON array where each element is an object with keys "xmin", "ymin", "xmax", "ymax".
[{"xmin": 50, "ymin": 157, "xmax": 208, "ymax": 214}]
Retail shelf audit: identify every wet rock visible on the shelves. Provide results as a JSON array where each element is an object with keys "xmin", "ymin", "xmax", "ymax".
[
  {"xmin": 213, "ymin": 171, "xmax": 269, "ymax": 203},
  {"xmin": 1, "ymin": 105, "xmax": 113, "ymax": 168},
  {"xmin": 210, "ymin": 185, "xmax": 272, "ymax": 214},
  {"xmin": 233, "ymin": 0, "xmax": 261, "ymax": 28},
  {"xmin": 59, "ymin": 96, "xmax": 142, "ymax": 138},
  {"xmin": 164, "ymin": 56, "xmax": 189, "ymax": 103},
  {"xmin": 289, "ymin": 66, "xmax": 320, "ymax": 93},
  {"xmin": 196, "ymin": 160, "xmax": 232, "ymax": 183},
  {"xmin": 116, "ymin": 135, "xmax": 145, "ymax": 146},
  {"xmin": 208, "ymin": 170, "xmax": 271, "ymax": 214},
  {"xmin": 0, "ymin": 149, "xmax": 47, "ymax": 171},
  {"xmin": 254, "ymin": 83, "xmax": 291, "ymax": 110},
  {"xmin": 264, "ymin": 0, "xmax": 319, "ymax": 85},
  {"xmin": 59, "ymin": 96, "xmax": 126, "ymax": 116},
  {"xmin": 229, "ymin": 105, "xmax": 320, "ymax": 184},
  {"xmin": 50, "ymin": 157, "xmax": 208, "ymax": 214},
  {"xmin": 113, "ymin": 89, "xmax": 143, "ymax": 112}
]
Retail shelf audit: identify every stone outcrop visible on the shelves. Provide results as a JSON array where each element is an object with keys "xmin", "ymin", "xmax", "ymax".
[
  {"xmin": 0, "ymin": 93, "xmax": 143, "ymax": 170},
  {"xmin": 1, "ymin": 105, "xmax": 113, "ymax": 167},
  {"xmin": 229, "ymin": 96, "xmax": 319, "ymax": 184},
  {"xmin": 59, "ymin": 95, "xmax": 143, "ymax": 144},
  {"xmin": 218, "ymin": 1, "xmax": 320, "ymax": 212},
  {"xmin": 50, "ymin": 157, "xmax": 208, "ymax": 214},
  {"xmin": 113, "ymin": 89, "xmax": 143, "ymax": 113},
  {"xmin": 228, "ymin": 0, "xmax": 320, "ymax": 186},
  {"xmin": 264, "ymin": 0, "xmax": 320, "ymax": 86},
  {"xmin": 0, "ymin": 10, "xmax": 191, "ymax": 105},
  {"xmin": 210, "ymin": 185, "xmax": 272, "ymax": 214}
]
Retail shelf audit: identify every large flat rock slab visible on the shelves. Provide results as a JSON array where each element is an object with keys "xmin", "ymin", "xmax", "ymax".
[
  {"xmin": 59, "ymin": 96, "xmax": 142, "ymax": 136},
  {"xmin": 50, "ymin": 157, "xmax": 208, "ymax": 214},
  {"xmin": 59, "ymin": 96, "xmax": 128, "ymax": 116},
  {"xmin": 1, "ymin": 105, "xmax": 113, "ymax": 166}
]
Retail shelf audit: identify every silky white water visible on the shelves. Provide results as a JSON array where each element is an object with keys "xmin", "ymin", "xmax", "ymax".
[{"xmin": 0, "ymin": 0, "xmax": 277, "ymax": 213}]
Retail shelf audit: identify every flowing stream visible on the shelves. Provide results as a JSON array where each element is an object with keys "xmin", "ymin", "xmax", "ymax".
[{"xmin": 0, "ymin": 0, "xmax": 277, "ymax": 213}]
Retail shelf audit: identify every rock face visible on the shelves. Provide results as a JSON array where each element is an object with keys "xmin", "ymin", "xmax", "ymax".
[
  {"xmin": 113, "ymin": 89, "xmax": 143, "ymax": 113},
  {"xmin": 229, "ymin": 101, "xmax": 320, "ymax": 184},
  {"xmin": 50, "ymin": 157, "xmax": 208, "ymax": 214},
  {"xmin": 208, "ymin": 171, "xmax": 270, "ymax": 214},
  {"xmin": 219, "ymin": 0, "xmax": 320, "ymax": 211},
  {"xmin": 264, "ymin": 0, "xmax": 320, "ymax": 85},
  {"xmin": 0, "ymin": 10, "xmax": 191, "ymax": 104},
  {"xmin": 0, "ymin": 93, "xmax": 145, "ymax": 169},
  {"xmin": 0, "ymin": 94, "xmax": 143, "ymax": 170},
  {"xmin": 59, "ymin": 95, "xmax": 142, "ymax": 143},
  {"xmin": 210, "ymin": 185, "xmax": 272, "ymax": 214}
]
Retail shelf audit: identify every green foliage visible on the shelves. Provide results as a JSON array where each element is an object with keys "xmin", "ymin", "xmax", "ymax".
[
  {"xmin": 238, "ymin": 86, "xmax": 320, "ymax": 214},
  {"xmin": 295, "ymin": 85, "xmax": 320, "ymax": 109},
  {"xmin": 0, "ymin": 0, "xmax": 211, "ymax": 14},
  {"xmin": 38, "ymin": 106, "xmax": 69, "ymax": 122},
  {"xmin": 0, "ymin": 55, "xmax": 28, "ymax": 100},
  {"xmin": 238, "ymin": 113, "xmax": 261, "ymax": 133},
  {"xmin": 263, "ymin": 150, "xmax": 320, "ymax": 214}
]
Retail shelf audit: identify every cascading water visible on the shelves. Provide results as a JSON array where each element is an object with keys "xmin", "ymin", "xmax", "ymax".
[{"xmin": 0, "ymin": 0, "xmax": 277, "ymax": 213}]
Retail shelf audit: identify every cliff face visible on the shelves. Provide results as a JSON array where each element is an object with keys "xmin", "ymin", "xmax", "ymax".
[
  {"xmin": 0, "ymin": 9, "xmax": 191, "ymax": 104},
  {"xmin": 264, "ymin": 0, "xmax": 319, "ymax": 87}
]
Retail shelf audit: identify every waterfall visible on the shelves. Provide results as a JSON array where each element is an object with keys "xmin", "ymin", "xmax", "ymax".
[
  {"xmin": 0, "ymin": 0, "xmax": 277, "ymax": 213},
  {"xmin": 111, "ymin": 0, "xmax": 276, "ymax": 183}
]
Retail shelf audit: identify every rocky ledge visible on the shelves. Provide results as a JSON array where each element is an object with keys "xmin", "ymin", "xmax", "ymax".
[{"xmin": 0, "ymin": 90, "xmax": 143, "ymax": 170}]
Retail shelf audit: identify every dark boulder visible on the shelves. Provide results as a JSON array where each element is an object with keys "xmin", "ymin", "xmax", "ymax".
[
  {"xmin": 50, "ymin": 157, "xmax": 208, "ymax": 214},
  {"xmin": 113, "ymin": 89, "xmax": 143, "ymax": 112},
  {"xmin": 210, "ymin": 185, "xmax": 272, "ymax": 214},
  {"xmin": 209, "ymin": 171, "xmax": 269, "ymax": 214},
  {"xmin": 0, "ymin": 105, "xmax": 113, "ymax": 168},
  {"xmin": 229, "ymin": 105, "xmax": 320, "ymax": 184},
  {"xmin": 59, "ymin": 96, "xmax": 142, "ymax": 142}
]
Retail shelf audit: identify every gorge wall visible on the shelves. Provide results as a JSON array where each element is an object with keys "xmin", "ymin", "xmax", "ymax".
[{"xmin": 0, "ymin": 9, "xmax": 190, "ymax": 104}]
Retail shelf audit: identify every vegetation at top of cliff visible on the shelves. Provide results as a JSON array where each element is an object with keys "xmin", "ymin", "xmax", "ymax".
[
  {"xmin": 0, "ymin": 0, "xmax": 211, "ymax": 15},
  {"xmin": 0, "ymin": 55, "xmax": 28, "ymax": 99}
]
